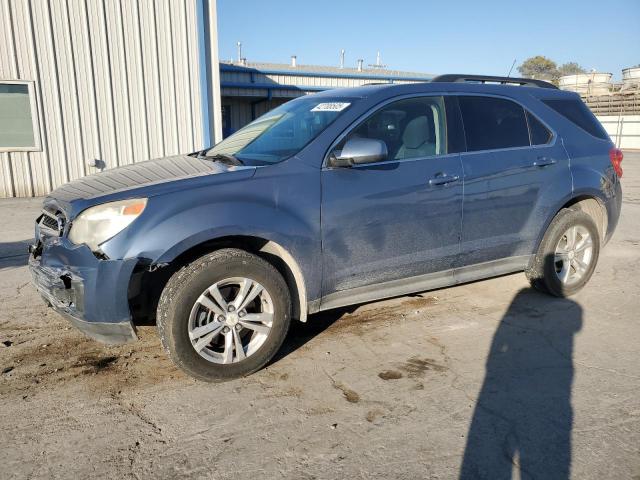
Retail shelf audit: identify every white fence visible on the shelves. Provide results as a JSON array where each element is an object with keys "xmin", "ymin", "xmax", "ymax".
[{"xmin": 597, "ymin": 115, "xmax": 640, "ymax": 150}]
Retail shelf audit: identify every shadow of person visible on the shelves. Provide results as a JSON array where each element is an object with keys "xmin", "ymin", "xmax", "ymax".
[{"xmin": 460, "ymin": 287, "xmax": 583, "ymax": 480}]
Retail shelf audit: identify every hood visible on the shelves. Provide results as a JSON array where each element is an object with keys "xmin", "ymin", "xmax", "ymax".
[{"xmin": 48, "ymin": 154, "xmax": 245, "ymax": 205}]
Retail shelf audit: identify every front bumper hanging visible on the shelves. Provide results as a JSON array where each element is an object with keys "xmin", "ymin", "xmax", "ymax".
[{"xmin": 29, "ymin": 238, "xmax": 139, "ymax": 344}]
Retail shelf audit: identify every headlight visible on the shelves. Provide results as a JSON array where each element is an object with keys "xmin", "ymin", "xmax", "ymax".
[{"xmin": 68, "ymin": 198, "xmax": 147, "ymax": 251}]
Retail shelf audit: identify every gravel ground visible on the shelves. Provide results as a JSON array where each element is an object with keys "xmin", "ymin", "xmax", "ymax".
[{"xmin": 1, "ymin": 153, "xmax": 639, "ymax": 480}]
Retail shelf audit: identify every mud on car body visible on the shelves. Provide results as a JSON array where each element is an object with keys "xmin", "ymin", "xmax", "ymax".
[{"xmin": 29, "ymin": 75, "xmax": 623, "ymax": 381}]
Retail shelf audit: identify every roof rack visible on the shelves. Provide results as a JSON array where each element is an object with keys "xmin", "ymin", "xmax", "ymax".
[{"xmin": 431, "ymin": 74, "xmax": 558, "ymax": 89}]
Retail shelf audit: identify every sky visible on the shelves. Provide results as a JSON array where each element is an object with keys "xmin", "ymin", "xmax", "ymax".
[{"xmin": 217, "ymin": 0, "xmax": 639, "ymax": 80}]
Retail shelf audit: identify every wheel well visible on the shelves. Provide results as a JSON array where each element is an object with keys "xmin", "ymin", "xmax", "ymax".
[
  {"xmin": 559, "ymin": 195, "xmax": 607, "ymax": 241},
  {"xmin": 127, "ymin": 236, "xmax": 304, "ymax": 327}
]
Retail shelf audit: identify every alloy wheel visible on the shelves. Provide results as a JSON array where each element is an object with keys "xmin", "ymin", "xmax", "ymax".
[
  {"xmin": 187, "ymin": 277, "xmax": 274, "ymax": 364},
  {"xmin": 554, "ymin": 225, "xmax": 594, "ymax": 286}
]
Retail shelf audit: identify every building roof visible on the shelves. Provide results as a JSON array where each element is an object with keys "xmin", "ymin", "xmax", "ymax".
[{"xmin": 220, "ymin": 61, "xmax": 434, "ymax": 81}]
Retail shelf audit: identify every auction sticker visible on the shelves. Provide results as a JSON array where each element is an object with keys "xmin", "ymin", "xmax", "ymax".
[{"xmin": 311, "ymin": 102, "xmax": 351, "ymax": 112}]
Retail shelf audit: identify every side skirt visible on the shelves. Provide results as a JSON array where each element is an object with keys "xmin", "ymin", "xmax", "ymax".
[{"xmin": 315, "ymin": 255, "xmax": 532, "ymax": 313}]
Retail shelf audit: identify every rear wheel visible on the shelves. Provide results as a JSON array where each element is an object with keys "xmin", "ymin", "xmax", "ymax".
[
  {"xmin": 526, "ymin": 208, "xmax": 600, "ymax": 297},
  {"xmin": 157, "ymin": 249, "xmax": 291, "ymax": 382}
]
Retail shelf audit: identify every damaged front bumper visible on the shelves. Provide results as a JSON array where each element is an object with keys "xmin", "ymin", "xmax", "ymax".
[{"xmin": 29, "ymin": 238, "xmax": 138, "ymax": 344}]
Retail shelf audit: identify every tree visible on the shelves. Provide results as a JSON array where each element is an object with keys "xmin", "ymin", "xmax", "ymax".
[
  {"xmin": 558, "ymin": 62, "xmax": 587, "ymax": 76},
  {"xmin": 517, "ymin": 56, "xmax": 558, "ymax": 81}
]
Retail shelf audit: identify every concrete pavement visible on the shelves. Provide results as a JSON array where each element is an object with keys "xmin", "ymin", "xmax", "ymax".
[{"xmin": 1, "ymin": 154, "xmax": 638, "ymax": 479}]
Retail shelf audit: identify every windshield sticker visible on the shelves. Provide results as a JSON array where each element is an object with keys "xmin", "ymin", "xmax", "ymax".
[{"xmin": 311, "ymin": 102, "xmax": 351, "ymax": 112}]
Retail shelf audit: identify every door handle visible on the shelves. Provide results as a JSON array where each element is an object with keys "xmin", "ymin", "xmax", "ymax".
[
  {"xmin": 533, "ymin": 156, "xmax": 556, "ymax": 167},
  {"xmin": 428, "ymin": 174, "xmax": 460, "ymax": 186}
]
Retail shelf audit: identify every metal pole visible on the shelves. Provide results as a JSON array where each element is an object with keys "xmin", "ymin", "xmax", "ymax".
[{"xmin": 207, "ymin": 0, "xmax": 223, "ymax": 144}]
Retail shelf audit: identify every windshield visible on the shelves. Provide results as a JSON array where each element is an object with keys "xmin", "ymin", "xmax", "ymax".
[{"xmin": 205, "ymin": 96, "xmax": 355, "ymax": 165}]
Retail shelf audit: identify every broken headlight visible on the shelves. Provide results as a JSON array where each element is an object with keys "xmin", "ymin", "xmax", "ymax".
[{"xmin": 68, "ymin": 198, "xmax": 147, "ymax": 251}]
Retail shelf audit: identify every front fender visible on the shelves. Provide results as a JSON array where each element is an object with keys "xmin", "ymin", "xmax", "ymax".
[{"xmin": 100, "ymin": 159, "xmax": 322, "ymax": 303}]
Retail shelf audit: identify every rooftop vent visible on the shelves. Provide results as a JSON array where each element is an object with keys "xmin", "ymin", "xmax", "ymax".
[
  {"xmin": 357, "ymin": 59, "xmax": 363, "ymax": 72},
  {"xmin": 368, "ymin": 51, "xmax": 386, "ymax": 69},
  {"xmin": 291, "ymin": 55, "xmax": 297, "ymax": 67}
]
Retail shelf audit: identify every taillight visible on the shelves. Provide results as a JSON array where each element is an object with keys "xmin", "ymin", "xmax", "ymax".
[{"xmin": 609, "ymin": 147, "xmax": 623, "ymax": 178}]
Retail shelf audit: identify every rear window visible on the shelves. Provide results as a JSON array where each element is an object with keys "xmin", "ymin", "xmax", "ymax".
[
  {"xmin": 458, "ymin": 96, "xmax": 530, "ymax": 151},
  {"xmin": 526, "ymin": 111, "xmax": 553, "ymax": 145},
  {"xmin": 542, "ymin": 99, "xmax": 609, "ymax": 140}
]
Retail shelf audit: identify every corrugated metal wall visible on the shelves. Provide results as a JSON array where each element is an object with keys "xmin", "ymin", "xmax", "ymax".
[
  {"xmin": 0, "ymin": 0, "xmax": 206, "ymax": 198},
  {"xmin": 220, "ymin": 69, "xmax": 427, "ymax": 89},
  {"xmin": 222, "ymin": 97, "xmax": 288, "ymax": 133}
]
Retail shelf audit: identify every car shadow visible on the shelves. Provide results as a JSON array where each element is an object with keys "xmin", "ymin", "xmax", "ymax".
[
  {"xmin": 271, "ymin": 305, "xmax": 358, "ymax": 363},
  {"xmin": 0, "ymin": 240, "xmax": 31, "ymax": 269},
  {"xmin": 459, "ymin": 287, "xmax": 582, "ymax": 480}
]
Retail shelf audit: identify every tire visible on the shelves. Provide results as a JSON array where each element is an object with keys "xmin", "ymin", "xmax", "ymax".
[
  {"xmin": 526, "ymin": 208, "xmax": 600, "ymax": 297},
  {"xmin": 157, "ymin": 248, "xmax": 291, "ymax": 382}
]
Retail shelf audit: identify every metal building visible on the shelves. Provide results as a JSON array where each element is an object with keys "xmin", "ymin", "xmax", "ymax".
[
  {"xmin": 0, "ymin": 1, "xmax": 435, "ymax": 198},
  {"xmin": 0, "ymin": 0, "xmax": 222, "ymax": 198},
  {"xmin": 219, "ymin": 59, "xmax": 433, "ymax": 136}
]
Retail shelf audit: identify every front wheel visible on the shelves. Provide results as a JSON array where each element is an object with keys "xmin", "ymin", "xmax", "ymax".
[
  {"xmin": 157, "ymin": 249, "xmax": 291, "ymax": 382},
  {"xmin": 526, "ymin": 208, "xmax": 600, "ymax": 297}
]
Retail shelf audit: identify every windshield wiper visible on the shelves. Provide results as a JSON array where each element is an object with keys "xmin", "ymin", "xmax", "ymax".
[
  {"xmin": 191, "ymin": 150, "xmax": 244, "ymax": 166},
  {"xmin": 208, "ymin": 153, "xmax": 244, "ymax": 166}
]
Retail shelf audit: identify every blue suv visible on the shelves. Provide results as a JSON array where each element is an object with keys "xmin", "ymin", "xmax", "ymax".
[{"xmin": 29, "ymin": 75, "xmax": 623, "ymax": 381}]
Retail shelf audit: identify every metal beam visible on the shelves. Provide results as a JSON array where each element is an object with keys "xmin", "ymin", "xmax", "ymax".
[
  {"xmin": 202, "ymin": 0, "xmax": 223, "ymax": 144},
  {"xmin": 219, "ymin": 64, "xmax": 432, "ymax": 83}
]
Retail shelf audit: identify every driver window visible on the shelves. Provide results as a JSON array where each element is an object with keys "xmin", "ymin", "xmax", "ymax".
[{"xmin": 335, "ymin": 96, "xmax": 447, "ymax": 161}]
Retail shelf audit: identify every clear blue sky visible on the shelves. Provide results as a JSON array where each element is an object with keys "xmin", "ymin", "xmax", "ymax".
[{"xmin": 218, "ymin": 0, "xmax": 639, "ymax": 79}]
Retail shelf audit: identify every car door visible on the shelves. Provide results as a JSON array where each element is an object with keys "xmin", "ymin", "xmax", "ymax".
[
  {"xmin": 455, "ymin": 95, "xmax": 571, "ymax": 268},
  {"xmin": 320, "ymin": 95, "xmax": 464, "ymax": 298}
]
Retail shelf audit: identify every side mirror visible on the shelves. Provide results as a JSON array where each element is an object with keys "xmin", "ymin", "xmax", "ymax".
[{"xmin": 329, "ymin": 138, "xmax": 388, "ymax": 167}]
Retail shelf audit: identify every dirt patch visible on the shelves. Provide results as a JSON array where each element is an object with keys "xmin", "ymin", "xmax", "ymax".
[
  {"xmin": 366, "ymin": 408, "xmax": 385, "ymax": 423},
  {"xmin": 333, "ymin": 382, "xmax": 360, "ymax": 403},
  {"xmin": 305, "ymin": 405, "xmax": 335, "ymax": 416},
  {"xmin": 378, "ymin": 370, "xmax": 403, "ymax": 380},
  {"xmin": 404, "ymin": 295, "xmax": 439, "ymax": 310},
  {"xmin": 399, "ymin": 357, "xmax": 447, "ymax": 378},
  {"xmin": 257, "ymin": 386, "xmax": 303, "ymax": 399},
  {"xmin": 76, "ymin": 354, "xmax": 118, "ymax": 372},
  {"xmin": 0, "ymin": 326, "xmax": 184, "ymax": 397},
  {"xmin": 324, "ymin": 294, "xmax": 442, "ymax": 336}
]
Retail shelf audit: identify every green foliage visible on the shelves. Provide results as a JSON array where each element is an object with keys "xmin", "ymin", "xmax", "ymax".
[
  {"xmin": 558, "ymin": 62, "xmax": 587, "ymax": 76},
  {"xmin": 518, "ymin": 56, "xmax": 558, "ymax": 81},
  {"xmin": 518, "ymin": 56, "xmax": 588, "ymax": 85}
]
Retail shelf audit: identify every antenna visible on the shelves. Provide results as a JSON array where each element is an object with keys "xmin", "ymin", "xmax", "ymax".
[
  {"xmin": 340, "ymin": 49, "xmax": 345, "ymax": 69},
  {"xmin": 507, "ymin": 58, "xmax": 517, "ymax": 77}
]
